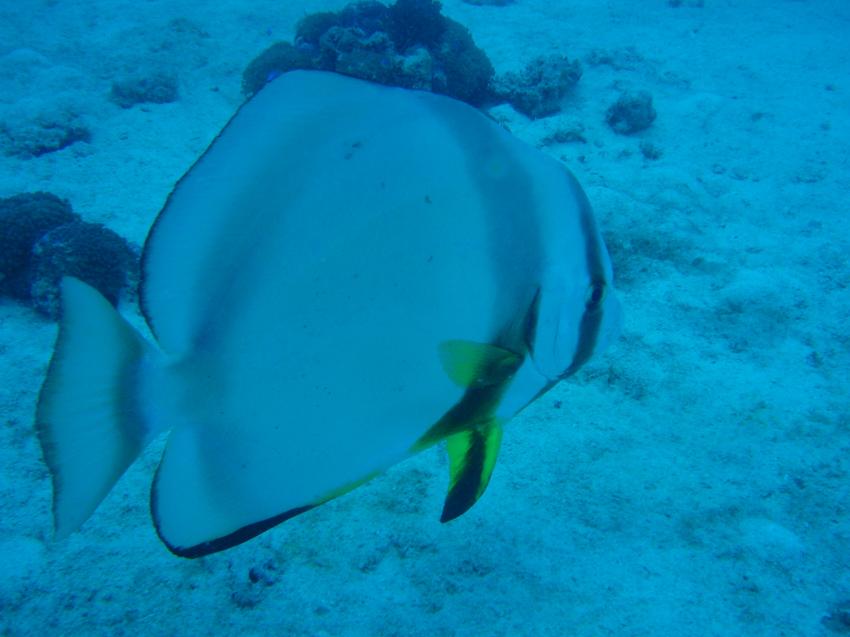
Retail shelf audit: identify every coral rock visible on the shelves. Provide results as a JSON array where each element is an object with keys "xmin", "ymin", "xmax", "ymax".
[
  {"xmin": 0, "ymin": 106, "xmax": 91, "ymax": 157},
  {"xmin": 493, "ymin": 55, "xmax": 582, "ymax": 119},
  {"xmin": 606, "ymin": 90, "xmax": 657, "ymax": 134},
  {"xmin": 242, "ymin": 42, "xmax": 315, "ymax": 96},
  {"xmin": 244, "ymin": 0, "xmax": 494, "ymax": 107},
  {"xmin": 29, "ymin": 221, "xmax": 139, "ymax": 319},
  {"xmin": 389, "ymin": 0, "xmax": 446, "ymax": 51},
  {"xmin": 431, "ymin": 18, "xmax": 494, "ymax": 106},
  {"xmin": 110, "ymin": 71, "xmax": 179, "ymax": 108},
  {"xmin": 0, "ymin": 192, "xmax": 79, "ymax": 298}
]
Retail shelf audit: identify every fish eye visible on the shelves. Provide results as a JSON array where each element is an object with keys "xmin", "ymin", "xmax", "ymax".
[{"xmin": 585, "ymin": 282, "xmax": 605, "ymax": 309}]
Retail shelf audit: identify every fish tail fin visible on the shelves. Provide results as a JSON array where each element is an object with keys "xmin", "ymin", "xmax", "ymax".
[
  {"xmin": 440, "ymin": 422, "xmax": 504, "ymax": 523},
  {"xmin": 36, "ymin": 277, "xmax": 154, "ymax": 539}
]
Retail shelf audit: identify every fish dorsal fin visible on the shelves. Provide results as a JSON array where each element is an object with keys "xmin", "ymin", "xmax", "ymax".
[
  {"xmin": 438, "ymin": 340, "xmax": 521, "ymax": 388},
  {"xmin": 441, "ymin": 423, "xmax": 504, "ymax": 522}
]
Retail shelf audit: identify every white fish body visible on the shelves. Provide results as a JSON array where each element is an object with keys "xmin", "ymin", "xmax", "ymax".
[{"xmin": 36, "ymin": 71, "xmax": 621, "ymax": 557}]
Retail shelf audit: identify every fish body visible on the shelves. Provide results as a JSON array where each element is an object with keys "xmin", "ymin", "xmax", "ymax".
[{"xmin": 36, "ymin": 71, "xmax": 621, "ymax": 557}]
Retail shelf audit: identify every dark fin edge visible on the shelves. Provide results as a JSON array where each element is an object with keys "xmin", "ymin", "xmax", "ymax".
[
  {"xmin": 139, "ymin": 71, "xmax": 302, "ymax": 343},
  {"xmin": 150, "ymin": 472, "xmax": 314, "ymax": 559},
  {"xmin": 440, "ymin": 425, "xmax": 503, "ymax": 523}
]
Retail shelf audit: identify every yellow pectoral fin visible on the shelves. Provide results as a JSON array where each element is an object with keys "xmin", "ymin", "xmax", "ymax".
[
  {"xmin": 440, "ymin": 422, "xmax": 504, "ymax": 523},
  {"xmin": 438, "ymin": 340, "xmax": 521, "ymax": 389}
]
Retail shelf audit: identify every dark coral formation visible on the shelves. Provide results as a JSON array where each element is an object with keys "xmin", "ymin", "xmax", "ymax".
[
  {"xmin": 321, "ymin": 22, "xmax": 403, "ymax": 85},
  {"xmin": 0, "ymin": 192, "xmax": 79, "ymax": 298},
  {"xmin": 539, "ymin": 122, "xmax": 587, "ymax": 146},
  {"xmin": 493, "ymin": 55, "xmax": 582, "ymax": 119},
  {"xmin": 242, "ymin": 1, "xmax": 594, "ymax": 116},
  {"xmin": 241, "ymin": 42, "xmax": 315, "ymax": 95},
  {"xmin": 0, "ymin": 192, "xmax": 138, "ymax": 319},
  {"xmin": 110, "ymin": 71, "xmax": 179, "ymax": 108},
  {"xmin": 295, "ymin": 11, "xmax": 342, "ymax": 52},
  {"xmin": 639, "ymin": 140, "xmax": 662, "ymax": 160},
  {"xmin": 606, "ymin": 90, "xmax": 657, "ymax": 134},
  {"xmin": 431, "ymin": 18, "xmax": 493, "ymax": 105},
  {"xmin": 0, "ymin": 111, "xmax": 91, "ymax": 158},
  {"xmin": 30, "ymin": 221, "xmax": 139, "ymax": 318},
  {"xmin": 242, "ymin": 0, "xmax": 494, "ymax": 107},
  {"xmin": 388, "ymin": 0, "xmax": 446, "ymax": 51}
]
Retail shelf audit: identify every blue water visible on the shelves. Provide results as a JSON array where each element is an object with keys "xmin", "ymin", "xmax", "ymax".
[{"xmin": 0, "ymin": 1, "xmax": 848, "ymax": 635}]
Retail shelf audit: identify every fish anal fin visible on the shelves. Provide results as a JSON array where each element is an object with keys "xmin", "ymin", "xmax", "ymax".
[
  {"xmin": 440, "ymin": 422, "xmax": 503, "ymax": 523},
  {"xmin": 158, "ymin": 502, "xmax": 315, "ymax": 559},
  {"xmin": 438, "ymin": 340, "xmax": 521, "ymax": 389}
]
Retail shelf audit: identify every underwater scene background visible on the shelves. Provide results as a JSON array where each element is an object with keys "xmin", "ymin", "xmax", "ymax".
[{"xmin": 1, "ymin": 0, "xmax": 848, "ymax": 635}]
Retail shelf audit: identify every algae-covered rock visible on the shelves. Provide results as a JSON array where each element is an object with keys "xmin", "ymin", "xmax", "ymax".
[
  {"xmin": 110, "ymin": 71, "xmax": 179, "ymax": 108},
  {"xmin": 493, "ymin": 55, "xmax": 582, "ymax": 119},
  {"xmin": 0, "ymin": 192, "xmax": 139, "ymax": 318},
  {"xmin": 0, "ymin": 105, "xmax": 91, "ymax": 157},
  {"xmin": 29, "ymin": 221, "xmax": 139, "ymax": 319},
  {"xmin": 339, "ymin": 1, "xmax": 390, "ymax": 37},
  {"xmin": 388, "ymin": 0, "xmax": 446, "ymax": 51},
  {"xmin": 322, "ymin": 28, "xmax": 400, "ymax": 85},
  {"xmin": 431, "ymin": 18, "xmax": 494, "ymax": 106},
  {"xmin": 606, "ymin": 90, "xmax": 656, "ymax": 134},
  {"xmin": 242, "ymin": 42, "xmax": 316, "ymax": 96},
  {"xmin": 0, "ymin": 192, "xmax": 79, "ymax": 298},
  {"xmin": 295, "ymin": 11, "xmax": 341, "ymax": 48},
  {"xmin": 243, "ymin": 0, "xmax": 494, "ymax": 107}
]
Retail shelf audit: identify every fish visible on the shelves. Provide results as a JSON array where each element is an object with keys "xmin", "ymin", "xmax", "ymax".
[{"xmin": 35, "ymin": 70, "xmax": 622, "ymax": 558}]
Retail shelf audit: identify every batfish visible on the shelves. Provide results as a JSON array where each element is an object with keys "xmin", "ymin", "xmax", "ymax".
[{"xmin": 36, "ymin": 70, "xmax": 622, "ymax": 557}]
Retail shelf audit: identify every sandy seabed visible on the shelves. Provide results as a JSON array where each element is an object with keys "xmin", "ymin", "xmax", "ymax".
[{"xmin": 1, "ymin": 1, "xmax": 849, "ymax": 635}]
